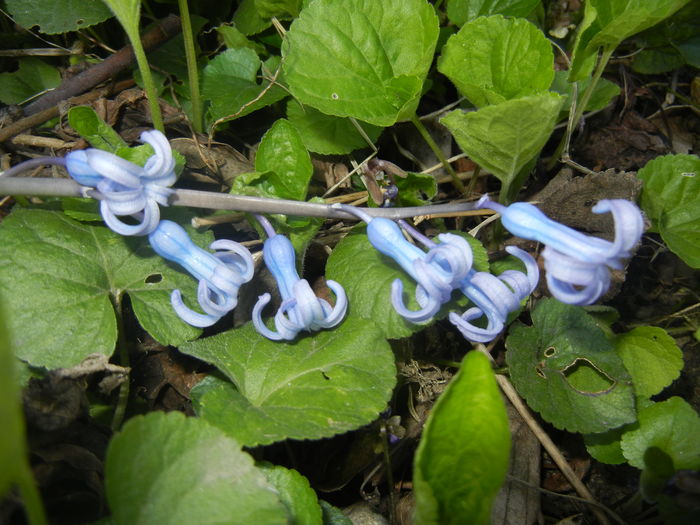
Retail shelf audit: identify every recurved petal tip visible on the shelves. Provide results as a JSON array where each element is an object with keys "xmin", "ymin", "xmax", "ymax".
[
  {"xmin": 449, "ymin": 309, "xmax": 503, "ymax": 343},
  {"xmin": 171, "ymin": 289, "xmax": 221, "ymax": 327}
]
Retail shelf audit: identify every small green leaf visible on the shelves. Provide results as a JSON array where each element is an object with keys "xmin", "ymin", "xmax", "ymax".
[
  {"xmin": 202, "ymin": 49, "xmax": 286, "ymax": 125},
  {"xmin": 217, "ymin": 25, "xmax": 267, "ymax": 55},
  {"xmin": 414, "ymin": 351, "xmax": 510, "ymax": 525},
  {"xmin": 615, "ymin": 326, "xmax": 683, "ymax": 398},
  {"xmin": 326, "ymin": 227, "xmax": 489, "ymax": 339},
  {"xmin": 446, "ymin": 0, "xmax": 540, "ymax": 26},
  {"xmin": 105, "ymin": 411, "xmax": 287, "ymax": 525},
  {"xmin": 394, "ymin": 171, "xmax": 438, "ymax": 207},
  {"xmin": 570, "ymin": 0, "xmax": 692, "ymax": 81},
  {"xmin": 286, "ymin": 100, "xmax": 382, "ymax": 155},
  {"xmin": 441, "ymin": 93, "xmax": 563, "ymax": 191},
  {"xmin": 5, "ymin": 0, "xmax": 112, "ymax": 34},
  {"xmin": 637, "ymin": 154, "xmax": 700, "ymax": 226},
  {"xmin": 659, "ymin": 199, "xmax": 700, "ymax": 269},
  {"xmin": 68, "ymin": 106, "xmax": 128, "ymax": 152},
  {"xmin": 0, "ymin": 209, "xmax": 205, "ymax": 369},
  {"xmin": 282, "ymin": 0, "xmax": 439, "ymax": 126},
  {"xmin": 621, "ymin": 397, "xmax": 700, "ymax": 471},
  {"xmin": 0, "ymin": 57, "xmax": 61, "ymax": 105},
  {"xmin": 255, "ymin": 0, "xmax": 302, "ymax": 19},
  {"xmin": 438, "ymin": 15, "xmax": 554, "ymax": 108},
  {"xmin": 183, "ymin": 317, "xmax": 396, "ymax": 446},
  {"xmin": 258, "ymin": 463, "xmax": 322, "ymax": 525},
  {"xmin": 233, "ymin": 0, "xmax": 272, "ymax": 36},
  {"xmin": 254, "ymin": 118, "xmax": 313, "ymax": 201},
  {"xmin": 320, "ymin": 501, "xmax": 352, "ymax": 525},
  {"xmin": 506, "ymin": 299, "xmax": 636, "ymax": 433},
  {"xmin": 550, "ymin": 71, "xmax": 620, "ymax": 116},
  {"xmin": 584, "ymin": 427, "xmax": 627, "ymax": 465}
]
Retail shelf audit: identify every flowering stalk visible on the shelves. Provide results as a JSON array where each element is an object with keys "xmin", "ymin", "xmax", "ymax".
[
  {"xmin": 476, "ymin": 195, "xmax": 644, "ymax": 305},
  {"xmin": 252, "ymin": 215, "xmax": 347, "ymax": 340}
]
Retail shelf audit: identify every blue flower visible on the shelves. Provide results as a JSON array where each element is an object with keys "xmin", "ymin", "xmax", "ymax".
[
  {"xmin": 450, "ymin": 246, "xmax": 539, "ymax": 342},
  {"xmin": 334, "ymin": 205, "xmax": 472, "ymax": 322},
  {"xmin": 148, "ymin": 220, "xmax": 254, "ymax": 327},
  {"xmin": 253, "ymin": 216, "xmax": 347, "ymax": 341},
  {"xmin": 65, "ymin": 130, "xmax": 176, "ymax": 236},
  {"xmin": 476, "ymin": 195, "xmax": 644, "ymax": 305}
]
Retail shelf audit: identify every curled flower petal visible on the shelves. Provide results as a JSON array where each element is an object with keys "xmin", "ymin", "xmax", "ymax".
[
  {"xmin": 476, "ymin": 195, "xmax": 644, "ymax": 305},
  {"xmin": 64, "ymin": 129, "xmax": 176, "ymax": 236},
  {"xmin": 148, "ymin": 220, "xmax": 253, "ymax": 326},
  {"xmin": 253, "ymin": 218, "xmax": 348, "ymax": 341},
  {"xmin": 449, "ymin": 307, "xmax": 504, "ymax": 343}
]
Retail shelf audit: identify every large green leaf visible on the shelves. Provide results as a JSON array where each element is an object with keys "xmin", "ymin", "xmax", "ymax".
[
  {"xmin": 570, "ymin": 0, "xmax": 692, "ymax": 80},
  {"xmin": 506, "ymin": 299, "xmax": 636, "ymax": 433},
  {"xmin": 446, "ymin": 0, "xmax": 540, "ymax": 26},
  {"xmin": 620, "ymin": 397, "xmax": 700, "ymax": 471},
  {"xmin": 615, "ymin": 326, "xmax": 683, "ymax": 399},
  {"xmin": 326, "ymin": 227, "xmax": 489, "ymax": 340},
  {"xmin": 441, "ymin": 93, "xmax": 563, "ymax": 190},
  {"xmin": 0, "ymin": 57, "xmax": 61, "ymax": 105},
  {"xmin": 414, "ymin": 351, "xmax": 510, "ymax": 525},
  {"xmin": 286, "ymin": 100, "xmax": 382, "ymax": 155},
  {"xmin": 5, "ymin": 0, "xmax": 112, "ymax": 34},
  {"xmin": 659, "ymin": 201, "xmax": 700, "ymax": 268},
  {"xmin": 105, "ymin": 411, "xmax": 287, "ymax": 525},
  {"xmin": 183, "ymin": 317, "xmax": 396, "ymax": 446},
  {"xmin": 0, "ymin": 209, "xmax": 205, "ymax": 369},
  {"xmin": 282, "ymin": 0, "xmax": 439, "ymax": 126},
  {"xmin": 202, "ymin": 49, "xmax": 286, "ymax": 125},
  {"xmin": 438, "ymin": 15, "xmax": 554, "ymax": 108},
  {"xmin": 258, "ymin": 464, "xmax": 322, "ymax": 525}
]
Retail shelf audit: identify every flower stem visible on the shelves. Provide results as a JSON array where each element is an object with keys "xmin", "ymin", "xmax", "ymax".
[
  {"xmin": 410, "ymin": 113, "xmax": 467, "ymax": 195},
  {"xmin": 110, "ymin": 293, "xmax": 130, "ymax": 430},
  {"xmin": 123, "ymin": 23, "xmax": 164, "ymax": 132},
  {"xmin": 177, "ymin": 0, "xmax": 202, "ymax": 133}
]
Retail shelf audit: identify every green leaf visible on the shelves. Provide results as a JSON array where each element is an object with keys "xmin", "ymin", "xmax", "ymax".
[
  {"xmin": 286, "ymin": 100, "xmax": 382, "ymax": 155},
  {"xmin": 101, "ymin": 0, "xmax": 141, "ymax": 43},
  {"xmin": 632, "ymin": 47, "xmax": 686, "ymax": 74},
  {"xmin": 0, "ymin": 57, "xmax": 61, "ymax": 105},
  {"xmin": 414, "ymin": 351, "xmax": 510, "ymax": 525},
  {"xmin": 183, "ymin": 317, "xmax": 396, "ymax": 446},
  {"xmin": 282, "ymin": 0, "xmax": 439, "ymax": 126},
  {"xmin": 255, "ymin": 0, "xmax": 303, "ymax": 19},
  {"xmin": 394, "ymin": 171, "xmax": 438, "ymax": 207},
  {"xmin": 621, "ymin": 397, "xmax": 700, "ymax": 471},
  {"xmin": 5, "ymin": 0, "xmax": 112, "ymax": 34},
  {"xmin": 446, "ymin": 0, "xmax": 540, "ymax": 26},
  {"xmin": 258, "ymin": 463, "xmax": 322, "ymax": 525},
  {"xmin": 0, "ymin": 209, "xmax": 205, "ymax": 369},
  {"xmin": 506, "ymin": 298, "xmax": 636, "ymax": 433},
  {"xmin": 438, "ymin": 15, "xmax": 554, "ymax": 108},
  {"xmin": 570, "ymin": 0, "xmax": 692, "ymax": 81},
  {"xmin": 659, "ymin": 199, "xmax": 700, "ymax": 269},
  {"xmin": 68, "ymin": 106, "xmax": 128, "ymax": 152},
  {"xmin": 637, "ymin": 154, "xmax": 700, "ymax": 267},
  {"xmin": 320, "ymin": 501, "xmax": 352, "ymax": 525},
  {"xmin": 216, "ymin": 25, "xmax": 267, "ymax": 55},
  {"xmin": 233, "ymin": 0, "xmax": 272, "ymax": 36},
  {"xmin": 105, "ymin": 411, "xmax": 287, "ymax": 525},
  {"xmin": 254, "ymin": 118, "xmax": 313, "ymax": 201},
  {"xmin": 326, "ymin": 227, "xmax": 489, "ymax": 339},
  {"xmin": 550, "ymin": 71, "xmax": 620, "ymax": 116},
  {"xmin": 584, "ymin": 427, "xmax": 628, "ymax": 465},
  {"xmin": 0, "ymin": 299, "xmax": 25, "ymax": 496},
  {"xmin": 202, "ymin": 49, "xmax": 286, "ymax": 125},
  {"xmin": 637, "ymin": 154, "xmax": 700, "ymax": 226},
  {"xmin": 441, "ymin": 93, "xmax": 563, "ymax": 191},
  {"xmin": 615, "ymin": 326, "xmax": 683, "ymax": 398}
]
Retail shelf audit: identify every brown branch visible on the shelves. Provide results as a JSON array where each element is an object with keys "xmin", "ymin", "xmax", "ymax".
[
  {"xmin": 0, "ymin": 80, "xmax": 134, "ymax": 143},
  {"xmin": 22, "ymin": 14, "xmax": 182, "ymax": 117}
]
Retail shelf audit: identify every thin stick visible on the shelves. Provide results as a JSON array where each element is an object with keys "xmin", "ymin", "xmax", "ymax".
[{"xmin": 0, "ymin": 176, "xmax": 481, "ymax": 220}]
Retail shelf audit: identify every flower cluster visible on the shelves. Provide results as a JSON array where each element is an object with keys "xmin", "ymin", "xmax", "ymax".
[{"xmin": 14, "ymin": 131, "xmax": 643, "ymax": 342}]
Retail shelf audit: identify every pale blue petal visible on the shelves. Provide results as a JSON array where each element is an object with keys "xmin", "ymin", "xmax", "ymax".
[{"xmin": 171, "ymin": 289, "xmax": 221, "ymax": 327}]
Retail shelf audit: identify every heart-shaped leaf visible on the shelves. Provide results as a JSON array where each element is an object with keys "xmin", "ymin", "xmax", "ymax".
[
  {"xmin": 0, "ymin": 209, "xmax": 207, "ymax": 369},
  {"xmin": 5, "ymin": 0, "xmax": 112, "ymax": 34},
  {"xmin": 446, "ymin": 0, "xmax": 540, "ymax": 26},
  {"xmin": 441, "ymin": 93, "xmax": 563, "ymax": 191},
  {"xmin": 438, "ymin": 15, "xmax": 554, "ymax": 108},
  {"xmin": 258, "ymin": 464, "xmax": 322, "ymax": 525},
  {"xmin": 506, "ymin": 298, "xmax": 636, "ymax": 433},
  {"xmin": 0, "ymin": 57, "xmax": 61, "ymax": 105},
  {"xmin": 282, "ymin": 0, "xmax": 439, "ymax": 126},
  {"xmin": 182, "ymin": 317, "xmax": 396, "ymax": 446},
  {"xmin": 105, "ymin": 411, "xmax": 288, "ymax": 524}
]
